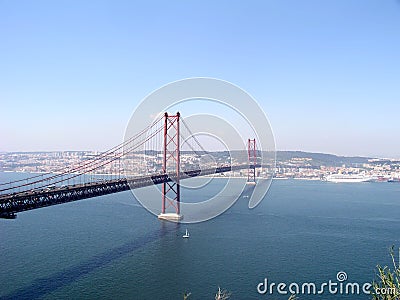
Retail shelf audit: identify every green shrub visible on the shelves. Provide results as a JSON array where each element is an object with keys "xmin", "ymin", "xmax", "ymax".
[{"xmin": 372, "ymin": 246, "xmax": 400, "ymax": 299}]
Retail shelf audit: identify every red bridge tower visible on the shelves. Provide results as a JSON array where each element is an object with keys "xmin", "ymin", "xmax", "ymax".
[
  {"xmin": 247, "ymin": 138, "xmax": 257, "ymax": 185},
  {"xmin": 158, "ymin": 112, "xmax": 183, "ymax": 221}
]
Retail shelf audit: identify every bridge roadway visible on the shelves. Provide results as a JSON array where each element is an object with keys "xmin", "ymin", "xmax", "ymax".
[{"xmin": 0, "ymin": 164, "xmax": 260, "ymax": 219}]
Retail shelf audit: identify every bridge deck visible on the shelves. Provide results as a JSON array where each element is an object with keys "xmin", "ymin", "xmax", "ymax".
[{"xmin": 0, "ymin": 165, "xmax": 259, "ymax": 218}]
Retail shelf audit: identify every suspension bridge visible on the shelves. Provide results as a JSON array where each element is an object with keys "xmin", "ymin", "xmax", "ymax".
[{"xmin": 0, "ymin": 112, "xmax": 262, "ymax": 220}]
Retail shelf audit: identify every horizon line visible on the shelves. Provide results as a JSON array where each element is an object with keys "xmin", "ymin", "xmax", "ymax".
[{"xmin": 1, "ymin": 149, "xmax": 399, "ymax": 160}]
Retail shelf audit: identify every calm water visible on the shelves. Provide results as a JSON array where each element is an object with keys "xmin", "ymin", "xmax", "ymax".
[{"xmin": 1, "ymin": 173, "xmax": 400, "ymax": 299}]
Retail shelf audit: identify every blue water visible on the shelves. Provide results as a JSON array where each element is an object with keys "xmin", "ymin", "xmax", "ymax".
[{"xmin": 1, "ymin": 173, "xmax": 400, "ymax": 299}]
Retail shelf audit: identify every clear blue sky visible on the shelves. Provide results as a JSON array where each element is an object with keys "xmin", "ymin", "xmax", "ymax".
[{"xmin": 1, "ymin": 0, "xmax": 399, "ymax": 157}]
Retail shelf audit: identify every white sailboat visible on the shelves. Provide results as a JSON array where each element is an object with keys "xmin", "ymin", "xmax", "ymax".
[{"xmin": 183, "ymin": 229, "xmax": 190, "ymax": 238}]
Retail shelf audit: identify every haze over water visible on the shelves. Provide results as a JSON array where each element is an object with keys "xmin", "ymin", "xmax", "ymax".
[{"xmin": 1, "ymin": 173, "xmax": 400, "ymax": 299}]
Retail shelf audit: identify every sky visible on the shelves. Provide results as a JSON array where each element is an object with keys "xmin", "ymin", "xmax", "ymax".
[{"xmin": 1, "ymin": 0, "xmax": 399, "ymax": 157}]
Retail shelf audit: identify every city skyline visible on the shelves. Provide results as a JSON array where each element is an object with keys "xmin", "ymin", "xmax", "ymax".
[{"xmin": 1, "ymin": 1, "xmax": 400, "ymax": 157}]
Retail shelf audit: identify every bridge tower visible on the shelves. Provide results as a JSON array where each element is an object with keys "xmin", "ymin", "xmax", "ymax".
[
  {"xmin": 158, "ymin": 112, "xmax": 183, "ymax": 221},
  {"xmin": 247, "ymin": 138, "xmax": 257, "ymax": 185}
]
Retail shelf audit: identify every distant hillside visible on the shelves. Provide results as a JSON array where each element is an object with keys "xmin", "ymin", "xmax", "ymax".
[
  {"xmin": 276, "ymin": 151, "xmax": 371, "ymax": 167},
  {"xmin": 1, "ymin": 150, "xmax": 374, "ymax": 168},
  {"xmin": 212, "ymin": 150, "xmax": 372, "ymax": 167}
]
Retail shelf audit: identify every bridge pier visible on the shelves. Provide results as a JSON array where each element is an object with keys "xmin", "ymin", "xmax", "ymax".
[
  {"xmin": 158, "ymin": 213, "xmax": 183, "ymax": 221},
  {"xmin": 0, "ymin": 212, "xmax": 17, "ymax": 219}
]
